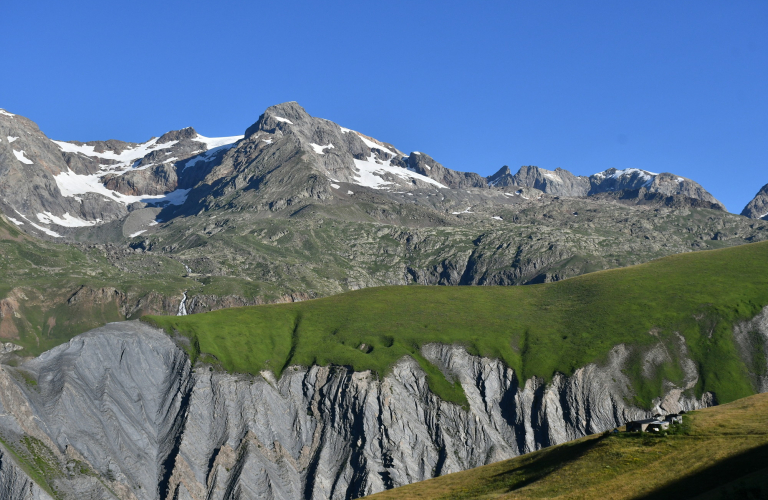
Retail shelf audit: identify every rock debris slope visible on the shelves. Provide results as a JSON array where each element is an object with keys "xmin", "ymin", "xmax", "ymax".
[{"xmin": 3, "ymin": 316, "xmax": 762, "ymax": 500}]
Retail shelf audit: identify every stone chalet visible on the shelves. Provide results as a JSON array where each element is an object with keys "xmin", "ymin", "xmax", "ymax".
[{"xmin": 626, "ymin": 413, "xmax": 683, "ymax": 432}]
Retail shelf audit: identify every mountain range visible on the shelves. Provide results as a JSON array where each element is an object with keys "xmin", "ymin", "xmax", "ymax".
[{"xmin": 2, "ymin": 102, "xmax": 768, "ymax": 499}]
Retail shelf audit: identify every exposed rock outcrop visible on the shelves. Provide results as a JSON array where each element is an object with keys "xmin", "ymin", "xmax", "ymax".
[
  {"xmin": 0, "ymin": 319, "xmax": 732, "ymax": 500},
  {"xmin": 742, "ymin": 183, "xmax": 768, "ymax": 220},
  {"xmin": 0, "ymin": 446, "xmax": 53, "ymax": 500}
]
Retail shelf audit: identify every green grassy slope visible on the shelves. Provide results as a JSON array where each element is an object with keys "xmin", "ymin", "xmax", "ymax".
[
  {"xmin": 0, "ymin": 215, "xmax": 195, "ymax": 355},
  {"xmin": 362, "ymin": 392, "xmax": 768, "ymax": 500},
  {"xmin": 146, "ymin": 240, "xmax": 768, "ymax": 407}
]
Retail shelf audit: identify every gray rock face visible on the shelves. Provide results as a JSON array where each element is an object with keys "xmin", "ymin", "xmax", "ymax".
[
  {"xmin": 741, "ymin": 183, "xmax": 768, "ymax": 220},
  {"xmin": 0, "ymin": 319, "xmax": 737, "ymax": 500},
  {"xmin": 733, "ymin": 306, "xmax": 768, "ymax": 392},
  {"xmin": 0, "ymin": 447, "xmax": 53, "ymax": 500},
  {"xmin": 485, "ymin": 165, "xmax": 725, "ymax": 209},
  {"xmin": 589, "ymin": 169, "xmax": 726, "ymax": 210},
  {"xmin": 498, "ymin": 165, "xmax": 591, "ymax": 197},
  {"xmin": 406, "ymin": 152, "xmax": 486, "ymax": 189}
]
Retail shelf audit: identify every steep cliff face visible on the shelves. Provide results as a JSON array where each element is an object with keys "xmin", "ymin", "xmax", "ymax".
[
  {"xmin": 0, "ymin": 317, "xmax": 742, "ymax": 500},
  {"xmin": 0, "ymin": 447, "xmax": 53, "ymax": 500}
]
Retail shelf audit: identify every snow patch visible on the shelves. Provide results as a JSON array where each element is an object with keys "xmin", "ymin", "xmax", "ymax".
[
  {"xmin": 351, "ymin": 154, "xmax": 447, "ymax": 190},
  {"xmin": 272, "ymin": 116, "xmax": 293, "ymax": 124},
  {"xmin": 0, "ymin": 109, "xmax": 14, "ymax": 117},
  {"xmin": 339, "ymin": 126, "xmax": 352, "ymax": 134},
  {"xmin": 492, "ymin": 216, "xmax": 503, "ymax": 220},
  {"xmin": 52, "ymin": 137, "xmax": 176, "ymax": 167},
  {"xmin": 452, "ymin": 207, "xmax": 474, "ymax": 215},
  {"xmin": 182, "ymin": 135, "xmax": 240, "ymax": 171},
  {"xmin": 413, "ymin": 151, "xmax": 421, "ymax": 155},
  {"xmin": 7, "ymin": 217, "xmax": 23, "ymax": 226},
  {"xmin": 347, "ymin": 190, "xmax": 354, "ymax": 195},
  {"xmin": 356, "ymin": 134, "xmax": 397, "ymax": 156},
  {"xmin": 310, "ymin": 143, "xmax": 334, "ymax": 154},
  {"xmin": 541, "ymin": 170, "xmax": 562, "ymax": 182},
  {"xmin": 594, "ymin": 168, "xmax": 659, "ymax": 187},
  {"xmin": 36, "ymin": 211, "xmax": 99, "ymax": 227},
  {"xmin": 12, "ymin": 150, "xmax": 33, "ymax": 164},
  {"xmin": 129, "ymin": 230, "xmax": 146, "ymax": 237},
  {"xmin": 54, "ymin": 170, "xmax": 190, "ymax": 207},
  {"xmin": 29, "ymin": 223, "xmax": 61, "ymax": 237},
  {"xmin": 331, "ymin": 183, "xmax": 340, "ymax": 189},
  {"xmin": 7, "ymin": 136, "xmax": 18, "ymax": 143},
  {"xmin": 193, "ymin": 133, "xmax": 243, "ymax": 150},
  {"xmin": 262, "ymin": 139, "xmax": 273, "ymax": 144}
]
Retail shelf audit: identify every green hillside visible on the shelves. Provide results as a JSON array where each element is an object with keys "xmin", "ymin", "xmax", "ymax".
[
  {"xmin": 146, "ymin": 240, "xmax": 768, "ymax": 407},
  {"xmin": 0, "ymin": 214, "xmax": 194, "ymax": 354},
  {"xmin": 363, "ymin": 393, "xmax": 768, "ymax": 500}
]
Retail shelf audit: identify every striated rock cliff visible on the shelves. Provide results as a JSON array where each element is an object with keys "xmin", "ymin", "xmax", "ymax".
[
  {"xmin": 0, "ymin": 316, "xmax": 742, "ymax": 500},
  {"xmin": 0, "ymin": 447, "xmax": 53, "ymax": 500}
]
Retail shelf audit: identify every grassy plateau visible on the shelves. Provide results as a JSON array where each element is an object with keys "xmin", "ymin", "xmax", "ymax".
[
  {"xmin": 146, "ymin": 239, "xmax": 768, "ymax": 407},
  {"xmin": 362, "ymin": 392, "xmax": 768, "ymax": 500}
]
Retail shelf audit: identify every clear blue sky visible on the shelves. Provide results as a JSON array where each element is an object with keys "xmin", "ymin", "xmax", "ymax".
[{"xmin": 2, "ymin": 1, "xmax": 766, "ymax": 212}]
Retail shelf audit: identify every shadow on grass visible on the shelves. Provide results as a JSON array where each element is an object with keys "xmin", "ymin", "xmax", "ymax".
[
  {"xmin": 637, "ymin": 443, "xmax": 768, "ymax": 500},
  {"xmin": 443, "ymin": 436, "xmax": 605, "ymax": 499}
]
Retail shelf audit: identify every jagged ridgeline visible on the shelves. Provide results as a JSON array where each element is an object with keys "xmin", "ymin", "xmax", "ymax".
[{"xmin": 147, "ymin": 240, "xmax": 768, "ymax": 409}]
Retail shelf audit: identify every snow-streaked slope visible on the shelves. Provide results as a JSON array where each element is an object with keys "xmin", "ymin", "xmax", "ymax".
[
  {"xmin": 191, "ymin": 133, "xmax": 243, "ymax": 150},
  {"xmin": 49, "ymin": 133, "xmax": 240, "ymax": 210},
  {"xmin": 591, "ymin": 168, "xmax": 660, "ymax": 187},
  {"xmin": 53, "ymin": 171, "xmax": 190, "ymax": 206},
  {"xmin": 182, "ymin": 134, "xmax": 242, "ymax": 171},
  {"xmin": 37, "ymin": 211, "xmax": 99, "ymax": 227},
  {"xmin": 12, "ymin": 150, "xmax": 34, "ymax": 164},
  {"xmin": 52, "ymin": 137, "xmax": 178, "ymax": 172},
  {"xmin": 352, "ymin": 154, "xmax": 447, "ymax": 190}
]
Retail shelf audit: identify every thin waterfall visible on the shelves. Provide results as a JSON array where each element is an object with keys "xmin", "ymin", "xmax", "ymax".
[{"xmin": 177, "ymin": 291, "xmax": 188, "ymax": 316}]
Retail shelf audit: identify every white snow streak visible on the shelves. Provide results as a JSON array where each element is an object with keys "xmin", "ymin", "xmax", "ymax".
[
  {"xmin": 351, "ymin": 154, "xmax": 447, "ymax": 190},
  {"xmin": 272, "ymin": 116, "xmax": 293, "ymax": 124},
  {"xmin": 193, "ymin": 133, "xmax": 243, "ymax": 150},
  {"xmin": 356, "ymin": 134, "xmax": 397, "ymax": 156},
  {"xmin": 37, "ymin": 211, "xmax": 98, "ymax": 227},
  {"xmin": 129, "ymin": 230, "xmax": 147, "ymax": 237},
  {"xmin": 29, "ymin": 223, "xmax": 61, "ymax": 237},
  {"xmin": 12, "ymin": 150, "xmax": 33, "ymax": 164},
  {"xmin": 7, "ymin": 136, "xmax": 18, "ymax": 143},
  {"xmin": 52, "ymin": 137, "xmax": 176, "ymax": 167},
  {"xmin": 452, "ymin": 207, "xmax": 474, "ymax": 215},
  {"xmin": 54, "ymin": 170, "xmax": 191, "ymax": 206},
  {"xmin": 310, "ymin": 143, "xmax": 334, "ymax": 154},
  {"xmin": 7, "ymin": 217, "xmax": 23, "ymax": 226},
  {"xmin": 0, "ymin": 109, "xmax": 14, "ymax": 117},
  {"xmin": 182, "ymin": 134, "xmax": 241, "ymax": 171},
  {"xmin": 331, "ymin": 183, "xmax": 340, "ymax": 189}
]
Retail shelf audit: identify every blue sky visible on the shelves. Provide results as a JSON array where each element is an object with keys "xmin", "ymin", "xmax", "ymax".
[{"xmin": 1, "ymin": 1, "xmax": 766, "ymax": 212}]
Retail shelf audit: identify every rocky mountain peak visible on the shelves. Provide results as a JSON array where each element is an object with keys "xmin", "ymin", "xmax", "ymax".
[
  {"xmin": 245, "ymin": 101, "xmax": 311, "ymax": 138},
  {"xmin": 157, "ymin": 127, "xmax": 198, "ymax": 144},
  {"xmin": 742, "ymin": 183, "xmax": 768, "ymax": 220}
]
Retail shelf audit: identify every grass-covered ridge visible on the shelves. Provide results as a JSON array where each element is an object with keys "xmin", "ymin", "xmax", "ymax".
[
  {"xmin": 146, "ymin": 240, "xmax": 768, "ymax": 407},
  {"xmin": 363, "ymin": 393, "xmax": 768, "ymax": 500}
]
